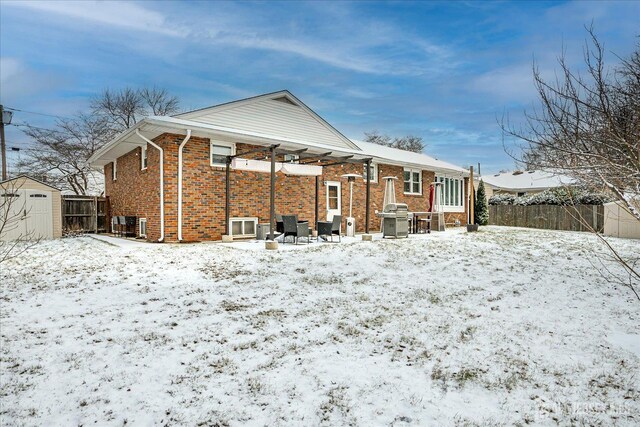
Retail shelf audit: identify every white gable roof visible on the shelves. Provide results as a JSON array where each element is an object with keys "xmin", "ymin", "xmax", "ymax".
[
  {"xmin": 481, "ymin": 170, "xmax": 575, "ymax": 191},
  {"xmin": 351, "ymin": 139, "xmax": 468, "ymax": 175},
  {"xmin": 176, "ymin": 90, "xmax": 360, "ymax": 151}
]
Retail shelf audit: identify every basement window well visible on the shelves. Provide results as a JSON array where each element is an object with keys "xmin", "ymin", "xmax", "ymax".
[{"xmin": 230, "ymin": 217, "xmax": 257, "ymax": 238}]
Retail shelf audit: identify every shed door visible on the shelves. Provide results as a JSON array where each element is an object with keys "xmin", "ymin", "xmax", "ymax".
[
  {"xmin": 1, "ymin": 190, "xmax": 26, "ymax": 240},
  {"xmin": 24, "ymin": 190, "xmax": 53, "ymax": 239}
]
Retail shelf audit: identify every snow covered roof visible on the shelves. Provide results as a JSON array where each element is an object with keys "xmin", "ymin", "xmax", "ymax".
[
  {"xmin": 480, "ymin": 170, "xmax": 575, "ymax": 191},
  {"xmin": 89, "ymin": 91, "xmax": 468, "ymax": 176},
  {"xmin": 351, "ymin": 139, "xmax": 468, "ymax": 176}
]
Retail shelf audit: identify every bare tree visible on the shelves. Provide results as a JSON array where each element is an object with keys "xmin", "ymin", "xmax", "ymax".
[
  {"xmin": 17, "ymin": 86, "xmax": 180, "ymax": 195},
  {"xmin": 17, "ymin": 114, "xmax": 114, "ymax": 195},
  {"xmin": 502, "ymin": 27, "xmax": 640, "ymax": 220},
  {"xmin": 91, "ymin": 86, "xmax": 180, "ymax": 131},
  {"xmin": 0, "ymin": 180, "xmax": 41, "ymax": 264},
  {"xmin": 502, "ymin": 27, "xmax": 640, "ymax": 301},
  {"xmin": 364, "ymin": 131, "xmax": 426, "ymax": 153}
]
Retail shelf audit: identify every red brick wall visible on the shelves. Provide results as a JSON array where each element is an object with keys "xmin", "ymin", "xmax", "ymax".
[
  {"xmin": 104, "ymin": 143, "xmax": 162, "ymax": 241},
  {"xmin": 105, "ymin": 132, "xmax": 469, "ymax": 242}
]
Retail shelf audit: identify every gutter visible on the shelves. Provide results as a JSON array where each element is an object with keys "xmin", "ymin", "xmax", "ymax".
[
  {"xmin": 177, "ymin": 130, "xmax": 192, "ymax": 241},
  {"xmin": 135, "ymin": 129, "xmax": 165, "ymax": 242}
]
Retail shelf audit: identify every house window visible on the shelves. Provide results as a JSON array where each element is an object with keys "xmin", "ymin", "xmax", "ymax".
[
  {"xmin": 436, "ymin": 176, "xmax": 465, "ymax": 211},
  {"xmin": 229, "ymin": 217, "xmax": 257, "ymax": 238},
  {"xmin": 139, "ymin": 218, "xmax": 147, "ymax": 238},
  {"xmin": 210, "ymin": 141, "xmax": 235, "ymax": 167},
  {"xmin": 283, "ymin": 154, "xmax": 299, "ymax": 163},
  {"xmin": 141, "ymin": 146, "xmax": 147, "ymax": 170},
  {"xmin": 363, "ymin": 163, "xmax": 378, "ymax": 183},
  {"xmin": 112, "ymin": 159, "xmax": 117, "ymax": 181},
  {"xmin": 403, "ymin": 168, "xmax": 422, "ymax": 195}
]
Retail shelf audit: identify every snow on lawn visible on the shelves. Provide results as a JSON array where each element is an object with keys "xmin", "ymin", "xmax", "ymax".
[{"xmin": 1, "ymin": 227, "xmax": 638, "ymax": 425}]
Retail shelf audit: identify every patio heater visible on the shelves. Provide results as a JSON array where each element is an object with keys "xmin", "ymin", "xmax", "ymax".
[
  {"xmin": 430, "ymin": 181, "xmax": 445, "ymax": 231},
  {"xmin": 380, "ymin": 176, "xmax": 398, "ymax": 232},
  {"xmin": 341, "ymin": 173, "xmax": 362, "ymax": 237}
]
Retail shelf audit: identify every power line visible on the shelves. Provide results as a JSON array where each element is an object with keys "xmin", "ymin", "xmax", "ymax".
[
  {"xmin": 4, "ymin": 107, "xmax": 73, "ymax": 120},
  {"xmin": 11, "ymin": 122, "xmax": 74, "ymax": 136}
]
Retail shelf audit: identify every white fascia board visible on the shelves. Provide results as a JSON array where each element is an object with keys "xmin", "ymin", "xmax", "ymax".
[
  {"xmin": 150, "ymin": 117, "xmax": 469, "ymax": 175},
  {"xmin": 89, "ymin": 115, "xmax": 469, "ymax": 176},
  {"xmin": 88, "ymin": 122, "xmax": 146, "ymax": 167}
]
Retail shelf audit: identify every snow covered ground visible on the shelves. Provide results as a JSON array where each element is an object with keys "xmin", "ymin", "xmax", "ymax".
[{"xmin": 1, "ymin": 227, "xmax": 638, "ymax": 425}]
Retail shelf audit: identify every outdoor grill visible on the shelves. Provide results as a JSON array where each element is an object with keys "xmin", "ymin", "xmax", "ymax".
[{"xmin": 380, "ymin": 203, "xmax": 409, "ymax": 238}]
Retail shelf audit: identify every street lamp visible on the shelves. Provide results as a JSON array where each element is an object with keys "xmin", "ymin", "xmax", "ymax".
[
  {"xmin": 0, "ymin": 105, "xmax": 13, "ymax": 180},
  {"xmin": 2, "ymin": 109, "xmax": 13, "ymax": 125}
]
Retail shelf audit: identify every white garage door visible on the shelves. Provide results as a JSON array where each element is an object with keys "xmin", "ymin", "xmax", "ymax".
[{"xmin": 1, "ymin": 189, "xmax": 53, "ymax": 240}]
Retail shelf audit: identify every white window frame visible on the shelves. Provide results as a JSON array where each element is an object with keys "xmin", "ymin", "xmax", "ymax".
[
  {"xmin": 141, "ymin": 145, "xmax": 148, "ymax": 170},
  {"xmin": 435, "ymin": 175, "xmax": 465, "ymax": 213},
  {"xmin": 139, "ymin": 218, "xmax": 147, "ymax": 238},
  {"xmin": 363, "ymin": 163, "xmax": 378, "ymax": 183},
  {"xmin": 229, "ymin": 217, "xmax": 258, "ymax": 238},
  {"xmin": 112, "ymin": 159, "xmax": 117, "ymax": 181},
  {"xmin": 403, "ymin": 168, "xmax": 422, "ymax": 195},
  {"xmin": 210, "ymin": 140, "xmax": 236, "ymax": 167}
]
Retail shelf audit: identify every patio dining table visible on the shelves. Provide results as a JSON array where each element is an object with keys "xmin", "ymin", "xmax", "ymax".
[
  {"xmin": 273, "ymin": 215, "xmax": 314, "ymax": 242},
  {"xmin": 409, "ymin": 211, "xmax": 431, "ymax": 234}
]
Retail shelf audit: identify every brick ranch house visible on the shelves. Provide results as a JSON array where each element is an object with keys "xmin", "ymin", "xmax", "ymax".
[{"xmin": 88, "ymin": 91, "xmax": 470, "ymax": 242}]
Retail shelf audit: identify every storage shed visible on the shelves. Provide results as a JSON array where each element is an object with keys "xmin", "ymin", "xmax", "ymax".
[{"xmin": 0, "ymin": 175, "xmax": 62, "ymax": 240}]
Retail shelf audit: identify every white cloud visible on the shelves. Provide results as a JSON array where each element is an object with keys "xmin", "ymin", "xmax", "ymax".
[
  {"xmin": 468, "ymin": 64, "xmax": 539, "ymax": 102},
  {"xmin": 213, "ymin": 33, "xmax": 384, "ymax": 74},
  {"xmin": 3, "ymin": 1, "xmax": 458, "ymax": 76},
  {"xmin": 0, "ymin": 57, "xmax": 64, "ymax": 102},
  {"xmin": 0, "ymin": 57, "xmax": 21, "ymax": 84},
  {"xmin": 4, "ymin": 0, "xmax": 186, "ymax": 37}
]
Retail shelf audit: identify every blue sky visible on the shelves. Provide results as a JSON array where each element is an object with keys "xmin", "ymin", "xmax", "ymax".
[{"xmin": 1, "ymin": 0, "xmax": 638, "ymax": 174}]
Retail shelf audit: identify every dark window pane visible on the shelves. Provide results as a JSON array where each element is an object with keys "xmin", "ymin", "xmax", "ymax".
[{"xmin": 231, "ymin": 221, "xmax": 242, "ymax": 235}]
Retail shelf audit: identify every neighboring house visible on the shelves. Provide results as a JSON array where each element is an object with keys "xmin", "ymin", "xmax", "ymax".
[
  {"xmin": 475, "ymin": 170, "xmax": 575, "ymax": 201},
  {"xmin": 88, "ymin": 90, "xmax": 469, "ymax": 242},
  {"xmin": 0, "ymin": 175, "xmax": 62, "ymax": 240}
]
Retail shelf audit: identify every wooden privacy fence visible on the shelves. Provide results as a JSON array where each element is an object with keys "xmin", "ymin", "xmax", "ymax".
[
  {"xmin": 488, "ymin": 204, "xmax": 604, "ymax": 232},
  {"xmin": 62, "ymin": 196, "xmax": 108, "ymax": 233}
]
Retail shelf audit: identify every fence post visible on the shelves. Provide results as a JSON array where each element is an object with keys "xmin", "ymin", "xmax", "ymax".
[{"xmin": 94, "ymin": 196, "xmax": 98, "ymax": 233}]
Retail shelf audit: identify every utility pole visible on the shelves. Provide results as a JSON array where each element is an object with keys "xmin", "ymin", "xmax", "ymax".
[{"xmin": 0, "ymin": 104, "xmax": 7, "ymax": 180}]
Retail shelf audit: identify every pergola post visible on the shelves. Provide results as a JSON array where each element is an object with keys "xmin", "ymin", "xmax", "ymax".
[
  {"xmin": 315, "ymin": 175, "xmax": 319, "ymax": 229},
  {"xmin": 269, "ymin": 145, "xmax": 276, "ymax": 240},
  {"xmin": 225, "ymin": 156, "xmax": 231, "ymax": 235},
  {"xmin": 365, "ymin": 159, "xmax": 371, "ymax": 234}
]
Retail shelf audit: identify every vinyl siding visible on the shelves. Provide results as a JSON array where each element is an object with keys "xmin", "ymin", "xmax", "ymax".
[
  {"xmin": 1, "ymin": 177, "xmax": 62, "ymax": 238},
  {"xmin": 184, "ymin": 99, "xmax": 355, "ymax": 150}
]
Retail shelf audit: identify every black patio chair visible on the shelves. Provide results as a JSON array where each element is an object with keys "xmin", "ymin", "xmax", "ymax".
[
  {"xmin": 317, "ymin": 215, "xmax": 342, "ymax": 242},
  {"xmin": 117, "ymin": 216, "xmax": 126, "ymax": 237},
  {"xmin": 282, "ymin": 215, "xmax": 310, "ymax": 244},
  {"xmin": 276, "ymin": 214, "xmax": 284, "ymax": 234}
]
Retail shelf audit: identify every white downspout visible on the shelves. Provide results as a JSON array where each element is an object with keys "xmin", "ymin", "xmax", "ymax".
[
  {"xmin": 177, "ymin": 130, "xmax": 192, "ymax": 241},
  {"xmin": 136, "ymin": 129, "xmax": 165, "ymax": 242}
]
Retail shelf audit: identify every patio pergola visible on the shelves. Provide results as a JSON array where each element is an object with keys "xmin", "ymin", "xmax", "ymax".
[{"xmin": 224, "ymin": 145, "xmax": 373, "ymax": 240}]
